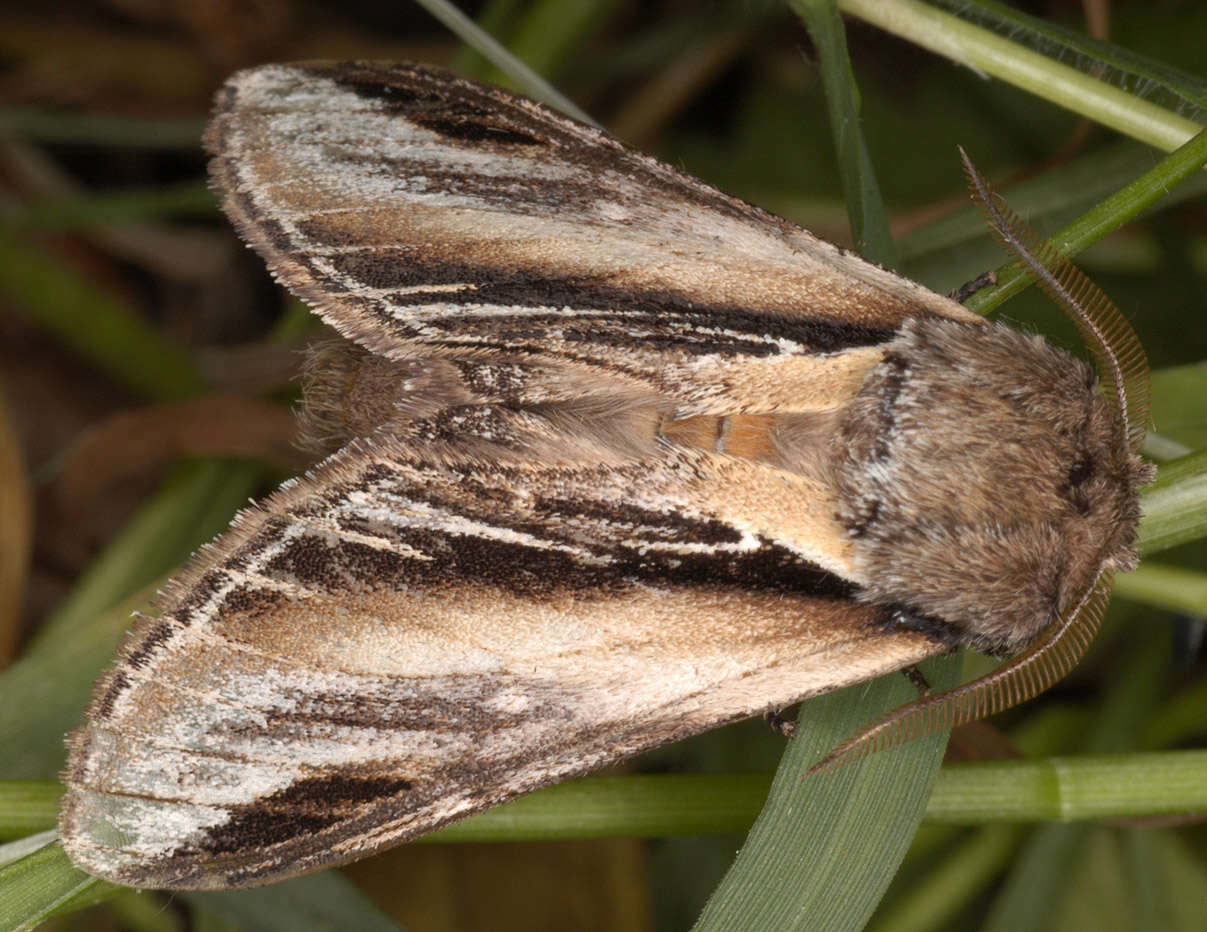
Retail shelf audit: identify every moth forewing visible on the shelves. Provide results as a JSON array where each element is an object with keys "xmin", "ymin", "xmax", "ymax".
[
  {"xmin": 60, "ymin": 426, "xmax": 946, "ymax": 889},
  {"xmin": 60, "ymin": 61, "xmax": 1150, "ymax": 890}
]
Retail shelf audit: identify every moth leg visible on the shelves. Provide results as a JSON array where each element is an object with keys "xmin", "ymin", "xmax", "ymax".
[
  {"xmin": 902, "ymin": 665, "xmax": 932, "ymax": 697},
  {"xmin": 948, "ymin": 270, "xmax": 998, "ymax": 304},
  {"xmin": 882, "ymin": 605, "xmax": 967, "ymax": 652},
  {"xmin": 764, "ymin": 708, "xmax": 797, "ymax": 737}
]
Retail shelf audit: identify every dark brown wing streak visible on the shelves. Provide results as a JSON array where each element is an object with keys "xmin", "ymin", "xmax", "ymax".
[
  {"xmin": 203, "ymin": 62, "xmax": 981, "ymax": 409},
  {"xmin": 61, "ymin": 407, "xmax": 945, "ymax": 889}
]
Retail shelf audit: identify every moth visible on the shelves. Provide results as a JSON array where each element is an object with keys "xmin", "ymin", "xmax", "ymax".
[{"xmin": 60, "ymin": 61, "xmax": 1153, "ymax": 890}]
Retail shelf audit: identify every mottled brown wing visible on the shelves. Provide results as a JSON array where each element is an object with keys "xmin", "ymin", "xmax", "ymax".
[
  {"xmin": 61, "ymin": 411, "xmax": 944, "ymax": 890},
  {"xmin": 204, "ymin": 62, "xmax": 980, "ymax": 408}
]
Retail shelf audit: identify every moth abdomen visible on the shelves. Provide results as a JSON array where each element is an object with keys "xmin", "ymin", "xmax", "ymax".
[{"xmin": 834, "ymin": 315, "xmax": 1149, "ymax": 654}]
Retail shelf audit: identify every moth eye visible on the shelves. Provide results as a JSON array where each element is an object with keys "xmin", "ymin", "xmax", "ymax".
[
  {"xmin": 1065, "ymin": 454, "xmax": 1096, "ymax": 515},
  {"xmin": 1067, "ymin": 455, "xmax": 1095, "ymax": 488}
]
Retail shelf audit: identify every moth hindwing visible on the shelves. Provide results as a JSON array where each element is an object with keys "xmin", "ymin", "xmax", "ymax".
[{"xmin": 59, "ymin": 61, "xmax": 1148, "ymax": 890}]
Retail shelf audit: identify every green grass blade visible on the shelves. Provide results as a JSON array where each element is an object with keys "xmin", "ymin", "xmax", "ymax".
[
  {"xmin": 691, "ymin": 657, "xmax": 960, "ymax": 932},
  {"xmin": 184, "ymin": 872, "xmax": 405, "ymax": 932},
  {"xmin": 409, "ymin": 0, "xmax": 598, "ymax": 125},
  {"xmin": 479, "ymin": 0, "xmax": 618, "ymax": 84},
  {"xmin": 789, "ymin": 0, "xmax": 896, "ymax": 266},
  {"xmin": 923, "ymin": 0, "xmax": 1207, "ymax": 115},
  {"xmin": 0, "ymin": 784, "xmax": 60, "ymax": 843},
  {"xmin": 7, "ymin": 747, "xmax": 1206, "ymax": 853},
  {"xmin": 1137, "ymin": 450, "xmax": 1207, "ymax": 555},
  {"xmin": 0, "ymin": 231, "xmax": 205, "ymax": 401},
  {"xmin": 964, "ymin": 127, "xmax": 1207, "ymax": 315},
  {"xmin": 841, "ymin": 0, "xmax": 1204, "ymax": 153},
  {"xmin": 1113, "ymin": 563, "xmax": 1207, "ymax": 618},
  {"xmin": 866, "ymin": 825, "xmax": 1025, "ymax": 932},
  {"xmin": 0, "ymin": 834, "xmax": 115, "ymax": 931},
  {"xmin": 1150, "ymin": 361, "xmax": 1207, "ymax": 451},
  {"xmin": 2, "ymin": 461, "xmax": 263, "ymax": 778},
  {"xmin": 981, "ymin": 604, "xmax": 1168, "ymax": 929},
  {"xmin": 0, "ymin": 110, "xmax": 203, "ymax": 148},
  {"xmin": 1, "ymin": 181, "xmax": 215, "ymax": 231}
]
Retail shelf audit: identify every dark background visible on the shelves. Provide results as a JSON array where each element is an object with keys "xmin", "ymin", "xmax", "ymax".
[{"xmin": 1, "ymin": 2, "xmax": 1204, "ymax": 930}]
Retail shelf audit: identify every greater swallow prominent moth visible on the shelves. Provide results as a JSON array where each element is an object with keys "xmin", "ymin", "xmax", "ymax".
[{"xmin": 59, "ymin": 61, "xmax": 1152, "ymax": 890}]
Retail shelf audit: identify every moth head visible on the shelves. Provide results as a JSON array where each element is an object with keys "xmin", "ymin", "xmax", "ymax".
[
  {"xmin": 834, "ymin": 314, "xmax": 1150, "ymax": 655},
  {"xmin": 810, "ymin": 152, "xmax": 1154, "ymax": 773}
]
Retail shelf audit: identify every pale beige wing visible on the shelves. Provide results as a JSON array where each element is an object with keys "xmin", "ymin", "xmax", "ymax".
[
  {"xmin": 205, "ymin": 62, "xmax": 981, "ymax": 409},
  {"xmin": 61, "ymin": 411, "xmax": 944, "ymax": 889}
]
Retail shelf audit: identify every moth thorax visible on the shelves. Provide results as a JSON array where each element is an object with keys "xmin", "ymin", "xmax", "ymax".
[{"xmin": 832, "ymin": 316, "xmax": 1146, "ymax": 655}]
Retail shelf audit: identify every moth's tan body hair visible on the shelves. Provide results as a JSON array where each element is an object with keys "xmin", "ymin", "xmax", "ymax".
[{"xmin": 59, "ymin": 62, "xmax": 1149, "ymax": 890}]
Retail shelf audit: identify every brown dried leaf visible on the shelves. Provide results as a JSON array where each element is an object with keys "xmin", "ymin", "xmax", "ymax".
[{"xmin": 51, "ymin": 394, "xmax": 308, "ymax": 517}]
